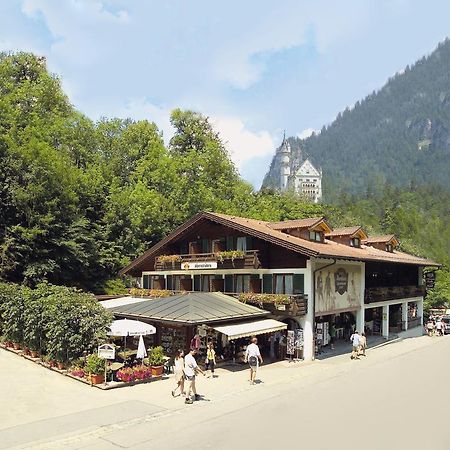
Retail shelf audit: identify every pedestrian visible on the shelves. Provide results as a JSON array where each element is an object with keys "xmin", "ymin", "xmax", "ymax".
[
  {"xmin": 350, "ymin": 330, "xmax": 360, "ymax": 360},
  {"xmin": 329, "ymin": 323, "xmax": 336, "ymax": 350},
  {"xmin": 358, "ymin": 332, "xmax": 367, "ymax": 356},
  {"xmin": 171, "ymin": 349, "xmax": 185, "ymax": 397},
  {"xmin": 426, "ymin": 320, "xmax": 435, "ymax": 337},
  {"xmin": 244, "ymin": 336, "xmax": 263, "ymax": 385},
  {"xmin": 184, "ymin": 347, "xmax": 205, "ymax": 404},
  {"xmin": 205, "ymin": 341, "xmax": 216, "ymax": 378},
  {"xmin": 436, "ymin": 319, "xmax": 443, "ymax": 337}
]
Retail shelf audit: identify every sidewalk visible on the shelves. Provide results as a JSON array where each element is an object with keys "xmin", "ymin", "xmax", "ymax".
[{"xmin": 0, "ymin": 333, "xmax": 440, "ymax": 449}]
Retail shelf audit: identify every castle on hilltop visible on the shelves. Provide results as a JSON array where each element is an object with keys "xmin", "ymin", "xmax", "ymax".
[{"xmin": 276, "ymin": 135, "xmax": 322, "ymax": 203}]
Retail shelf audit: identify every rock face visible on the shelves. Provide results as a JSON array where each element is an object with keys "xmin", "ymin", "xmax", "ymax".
[{"xmin": 262, "ymin": 39, "xmax": 450, "ymax": 201}]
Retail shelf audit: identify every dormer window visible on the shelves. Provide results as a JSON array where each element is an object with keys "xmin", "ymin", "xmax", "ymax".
[
  {"xmin": 386, "ymin": 244, "xmax": 393, "ymax": 252},
  {"xmin": 309, "ymin": 230, "xmax": 323, "ymax": 242},
  {"xmin": 350, "ymin": 237, "xmax": 361, "ymax": 248}
]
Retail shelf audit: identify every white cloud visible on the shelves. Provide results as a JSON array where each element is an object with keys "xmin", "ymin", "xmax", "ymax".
[
  {"xmin": 297, "ymin": 128, "xmax": 317, "ymax": 140},
  {"xmin": 211, "ymin": 116, "xmax": 275, "ymax": 170}
]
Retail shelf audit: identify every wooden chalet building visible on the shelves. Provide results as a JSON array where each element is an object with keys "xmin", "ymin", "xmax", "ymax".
[{"xmin": 119, "ymin": 212, "xmax": 439, "ymax": 361}]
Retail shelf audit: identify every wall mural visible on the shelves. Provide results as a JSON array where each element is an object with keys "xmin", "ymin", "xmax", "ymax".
[{"xmin": 315, "ymin": 265, "xmax": 361, "ymax": 313}]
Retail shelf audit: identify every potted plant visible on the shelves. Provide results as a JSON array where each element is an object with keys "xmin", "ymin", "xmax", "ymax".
[
  {"xmin": 85, "ymin": 353, "xmax": 105, "ymax": 384},
  {"xmin": 148, "ymin": 346, "xmax": 165, "ymax": 376}
]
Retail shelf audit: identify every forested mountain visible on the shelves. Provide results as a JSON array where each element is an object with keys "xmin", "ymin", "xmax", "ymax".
[
  {"xmin": 0, "ymin": 53, "xmax": 324, "ymax": 293},
  {"xmin": 263, "ymin": 39, "xmax": 450, "ymax": 199}
]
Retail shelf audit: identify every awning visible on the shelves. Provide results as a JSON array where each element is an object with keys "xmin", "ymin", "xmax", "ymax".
[{"xmin": 213, "ymin": 318, "xmax": 287, "ymax": 340}]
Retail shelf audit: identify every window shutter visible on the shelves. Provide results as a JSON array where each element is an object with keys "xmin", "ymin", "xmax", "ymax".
[
  {"xmin": 166, "ymin": 275, "xmax": 173, "ymax": 290},
  {"xmin": 224, "ymin": 275, "xmax": 234, "ymax": 292},
  {"xmin": 262, "ymin": 274, "xmax": 273, "ymax": 294},
  {"xmin": 293, "ymin": 274, "xmax": 304, "ymax": 294},
  {"xmin": 193, "ymin": 275, "xmax": 201, "ymax": 291}
]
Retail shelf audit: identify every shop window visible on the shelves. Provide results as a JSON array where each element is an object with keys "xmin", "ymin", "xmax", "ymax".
[
  {"xmin": 274, "ymin": 274, "xmax": 293, "ymax": 295},
  {"xmin": 235, "ymin": 275, "xmax": 250, "ymax": 293},
  {"xmin": 193, "ymin": 275, "xmax": 201, "ymax": 291},
  {"xmin": 224, "ymin": 274, "xmax": 233, "ymax": 292},
  {"xmin": 309, "ymin": 231, "xmax": 323, "ymax": 242},
  {"xmin": 350, "ymin": 237, "xmax": 361, "ymax": 248},
  {"xmin": 142, "ymin": 274, "xmax": 150, "ymax": 289},
  {"xmin": 151, "ymin": 276, "xmax": 165, "ymax": 290}
]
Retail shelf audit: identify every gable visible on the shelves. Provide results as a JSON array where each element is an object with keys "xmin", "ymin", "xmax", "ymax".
[{"xmin": 295, "ymin": 159, "xmax": 320, "ymax": 177}]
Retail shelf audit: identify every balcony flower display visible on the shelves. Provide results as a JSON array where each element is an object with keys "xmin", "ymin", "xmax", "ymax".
[
  {"xmin": 237, "ymin": 293, "xmax": 291, "ymax": 305},
  {"xmin": 215, "ymin": 250, "xmax": 245, "ymax": 263}
]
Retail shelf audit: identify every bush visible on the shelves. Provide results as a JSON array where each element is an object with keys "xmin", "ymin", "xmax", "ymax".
[{"xmin": 148, "ymin": 346, "xmax": 165, "ymax": 366}]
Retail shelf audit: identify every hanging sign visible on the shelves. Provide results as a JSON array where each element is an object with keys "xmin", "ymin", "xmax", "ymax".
[
  {"xmin": 98, "ymin": 344, "xmax": 116, "ymax": 360},
  {"xmin": 424, "ymin": 272, "xmax": 436, "ymax": 289},
  {"xmin": 182, "ymin": 261, "xmax": 218, "ymax": 270}
]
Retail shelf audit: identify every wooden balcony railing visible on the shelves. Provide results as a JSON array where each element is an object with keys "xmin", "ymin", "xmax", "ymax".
[
  {"xmin": 154, "ymin": 250, "xmax": 261, "ymax": 271},
  {"xmin": 365, "ymin": 285, "xmax": 425, "ymax": 304}
]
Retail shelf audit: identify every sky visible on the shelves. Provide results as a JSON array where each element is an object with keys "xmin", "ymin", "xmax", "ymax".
[{"xmin": 1, "ymin": 1, "xmax": 449, "ymax": 188}]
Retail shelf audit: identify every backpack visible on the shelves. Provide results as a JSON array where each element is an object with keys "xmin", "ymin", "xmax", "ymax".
[{"xmin": 249, "ymin": 356, "xmax": 258, "ymax": 366}]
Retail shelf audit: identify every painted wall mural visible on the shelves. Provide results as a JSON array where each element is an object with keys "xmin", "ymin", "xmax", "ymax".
[{"xmin": 315, "ymin": 265, "xmax": 361, "ymax": 313}]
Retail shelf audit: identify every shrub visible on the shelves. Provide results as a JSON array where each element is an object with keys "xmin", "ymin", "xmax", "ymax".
[
  {"xmin": 148, "ymin": 346, "xmax": 165, "ymax": 366},
  {"xmin": 85, "ymin": 353, "xmax": 105, "ymax": 375}
]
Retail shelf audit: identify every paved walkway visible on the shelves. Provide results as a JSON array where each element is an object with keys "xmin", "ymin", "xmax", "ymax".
[{"xmin": 0, "ymin": 331, "xmax": 441, "ymax": 449}]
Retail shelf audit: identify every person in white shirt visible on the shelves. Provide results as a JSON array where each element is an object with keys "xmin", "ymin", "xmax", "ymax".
[
  {"xmin": 244, "ymin": 336, "xmax": 263, "ymax": 385},
  {"xmin": 436, "ymin": 320, "xmax": 443, "ymax": 336},
  {"xmin": 350, "ymin": 331, "xmax": 360, "ymax": 360},
  {"xmin": 171, "ymin": 349, "xmax": 185, "ymax": 398},
  {"xmin": 184, "ymin": 348, "xmax": 205, "ymax": 404}
]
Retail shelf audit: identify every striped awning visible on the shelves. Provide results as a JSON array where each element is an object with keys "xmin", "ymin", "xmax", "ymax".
[{"xmin": 213, "ymin": 318, "xmax": 287, "ymax": 340}]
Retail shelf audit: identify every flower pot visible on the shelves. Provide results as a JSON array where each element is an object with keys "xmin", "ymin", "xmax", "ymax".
[
  {"xmin": 6, "ymin": 341, "xmax": 13, "ymax": 348},
  {"xmin": 89, "ymin": 374, "xmax": 104, "ymax": 385},
  {"xmin": 57, "ymin": 362, "xmax": 65, "ymax": 370},
  {"xmin": 13, "ymin": 342, "xmax": 21, "ymax": 350},
  {"xmin": 23, "ymin": 347, "xmax": 31, "ymax": 355},
  {"xmin": 150, "ymin": 365, "xmax": 164, "ymax": 377},
  {"xmin": 49, "ymin": 360, "xmax": 57, "ymax": 368},
  {"xmin": 30, "ymin": 350, "xmax": 39, "ymax": 358}
]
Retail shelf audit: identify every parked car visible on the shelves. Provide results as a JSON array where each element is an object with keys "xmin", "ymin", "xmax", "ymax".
[{"xmin": 440, "ymin": 315, "xmax": 450, "ymax": 334}]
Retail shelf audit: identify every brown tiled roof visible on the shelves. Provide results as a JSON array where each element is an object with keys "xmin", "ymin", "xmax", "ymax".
[
  {"xmin": 326, "ymin": 226, "xmax": 362, "ymax": 237},
  {"xmin": 120, "ymin": 212, "xmax": 439, "ymax": 275},
  {"xmin": 363, "ymin": 235, "xmax": 397, "ymax": 244},
  {"xmin": 268, "ymin": 217, "xmax": 324, "ymax": 230}
]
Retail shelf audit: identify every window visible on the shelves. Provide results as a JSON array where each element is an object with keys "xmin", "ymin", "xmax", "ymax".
[
  {"xmin": 236, "ymin": 237, "xmax": 247, "ymax": 251},
  {"xmin": 309, "ymin": 230, "xmax": 323, "ymax": 242},
  {"xmin": 350, "ymin": 237, "xmax": 361, "ymax": 248},
  {"xmin": 386, "ymin": 244, "xmax": 393, "ymax": 252},
  {"xmin": 274, "ymin": 274, "xmax": 293, "ymax": 295},
  {"xmin": 235, "ymin": 275, "xmax": 250, "ymax": 293}
]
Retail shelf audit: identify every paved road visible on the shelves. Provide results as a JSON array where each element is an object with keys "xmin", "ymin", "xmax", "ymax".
[{"xmin": 2, "ymin": 335, "xmax": 449, "ymax": 449}]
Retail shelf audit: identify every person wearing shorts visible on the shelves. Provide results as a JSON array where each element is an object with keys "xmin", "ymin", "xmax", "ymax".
[
  {"xmin": 205, "ymin": 341, "xmax": 216, "ymax": 378},
  {"xmin": 244, "ymin": 336, "xmax": 263, "ymax": 385},
  {"xmin": 184, "ymin": 348, "xmax": 205, "ymax": 404},
  {"xmin": 350, "ymin": 331, "xmax": 360, "ymax": 360}
]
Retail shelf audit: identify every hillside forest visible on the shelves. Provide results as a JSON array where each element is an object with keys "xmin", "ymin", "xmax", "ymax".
[{"xmin": 0, "ymin": 52, "xmax": 448, "ymax": 308}]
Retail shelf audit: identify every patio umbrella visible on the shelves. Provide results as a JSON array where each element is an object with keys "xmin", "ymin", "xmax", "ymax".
[
  {"xmin": 107, "ymin": 319, "xmax": 156, "ymax": 337},
  {"xmin": 136, "ymin": 335, "xmax": 147, "ymax": 360}
]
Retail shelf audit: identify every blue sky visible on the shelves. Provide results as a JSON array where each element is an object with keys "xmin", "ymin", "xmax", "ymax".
[{"xmin": 1, "ymin": 1, "xmax": 449, "ymax": 188}]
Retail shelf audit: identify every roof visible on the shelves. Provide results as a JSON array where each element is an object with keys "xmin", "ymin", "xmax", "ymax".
[
  {"xmin": 363, "ymin": 234, "xmax": 398, "ymax": 244},
  {"xmin": 100, "ymin": 296, "xmax": 149, "ymax": 309},
  {"xmin": 120, "ymin": 212, "xmax": 440, "ymax": 275},
  {"xmin": 106, "ymin": 292, "xmax": 269, "ymax": 324},
  {"xmin": 326, "ymin": 226, "xmax": 366, "ymax": 238},
  {"xmin": 268, "ymin": 217, "xmax": 324, "ymax": 230}
]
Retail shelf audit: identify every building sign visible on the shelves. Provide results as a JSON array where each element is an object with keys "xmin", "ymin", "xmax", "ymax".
[
  {"xmin": 334, "ymin": 268, "xmax": 348, "ymax": 295},
  {"xmin": 316, "ymin": 264, "xmax": 361, "ymax": 314},
  {"xmin": 294, "ymin": 329, "xmax": 303, "ymax": 349},
  {"xmin": 424, "ymin": 272, "xmax": 436, "ymax": 289},
  {"xmin": 98, "ymin": 344, "xmax": 115, "ymax": 360},
  {"xmin": 182, "ymin": 261, "xmax": 218, "ymax": 270}
]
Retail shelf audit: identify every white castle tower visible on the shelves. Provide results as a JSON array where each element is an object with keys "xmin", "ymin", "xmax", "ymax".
[{"xmin": 278, "ymin": 133, "xmax": 291, "ymax": 190}]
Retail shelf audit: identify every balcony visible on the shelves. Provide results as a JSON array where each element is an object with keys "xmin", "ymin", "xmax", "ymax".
[
  {"xmin": 364, "ymin": 285, "xmax": 425, "ymax": 304},
  {"xmin": 230, "ymin": 292, "xmax": 308, "ymax": 317},
  {"xmin": 154, "ymin": 250, "xmax": 261, "ymax": 271}
]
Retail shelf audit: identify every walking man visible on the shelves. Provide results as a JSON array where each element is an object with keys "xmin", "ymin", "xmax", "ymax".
[
  {"xmin": 350, "ymin": 330, "xmax": 360, "ymax": 360},
  {"xmin": 244, "ymin": 336, "xmax": 263, "ymax": 385},
  {"xmin": 184, "ymin": 348, "xmax": 205, "ymax": 404}
]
